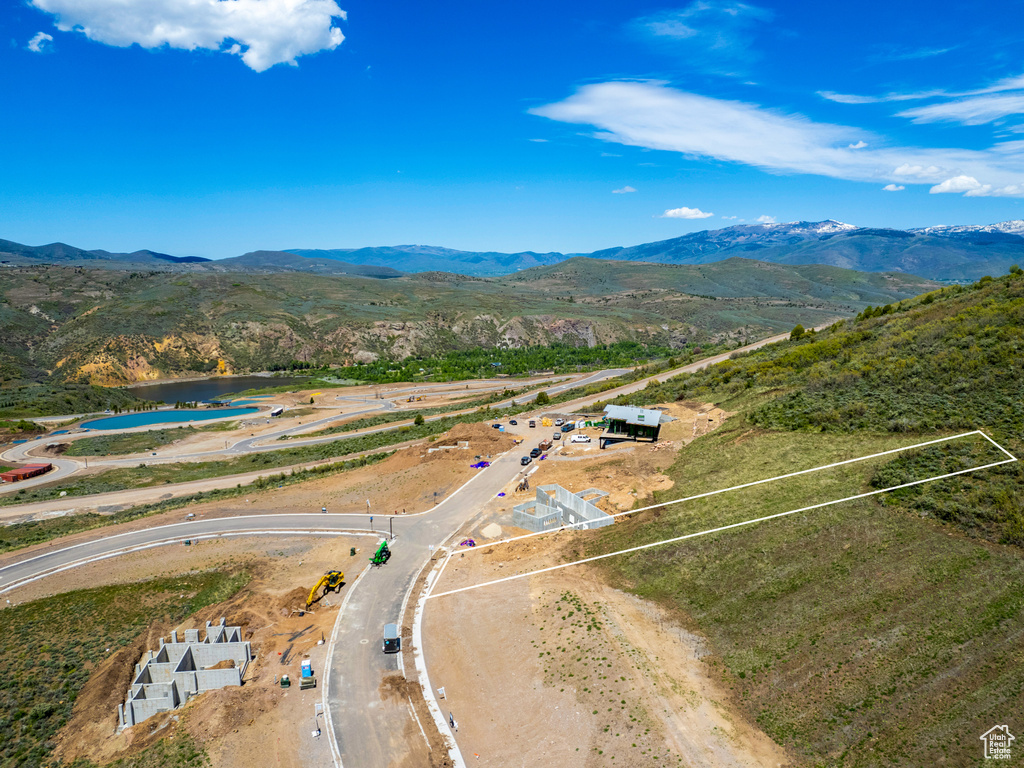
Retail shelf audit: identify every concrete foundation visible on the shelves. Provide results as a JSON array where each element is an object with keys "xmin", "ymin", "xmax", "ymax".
[
  {"xmin": 119, "ymin": 618, "xmax": 251, "ymax": 729},
  {"xmin": 512, "ymin": 484, "xmax": 612, "ymax": 533}
]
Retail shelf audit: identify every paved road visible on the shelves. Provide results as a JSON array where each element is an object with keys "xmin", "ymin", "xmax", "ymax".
[
  {"xmin": 328, "ymin": 451, "xmax": 527, "ymax": 766},
  {"xmin": 0, "ymin": 513, "xmax": 377, "ymax": 593}
]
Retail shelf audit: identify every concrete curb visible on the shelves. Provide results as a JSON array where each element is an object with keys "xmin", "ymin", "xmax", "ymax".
[{"xmin": 412, "ymin": 552, "xmax": 466, "ymax": 768}]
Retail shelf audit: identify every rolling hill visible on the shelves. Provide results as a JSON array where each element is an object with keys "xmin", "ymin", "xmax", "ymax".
[
  {"xmin": 0, "ymin": 258, "xmax": 937, "ymax": 386},
  {"xmin": 594, "ymin": 265, "xmax": 1024, "ymax": 765}
]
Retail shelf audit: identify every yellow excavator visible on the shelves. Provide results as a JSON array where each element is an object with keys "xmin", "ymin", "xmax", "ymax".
[{"xmin": 306, "ymin": 570, "xmax": 345, "ymax": 608}]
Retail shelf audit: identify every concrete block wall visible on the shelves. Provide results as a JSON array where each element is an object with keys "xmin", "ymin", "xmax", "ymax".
[
  {"xmin": 511, "ymin": 484, "xmax": 613, "ymax": 532},
  {"xmin": 121, "ymin": 618, "xmax": 250, "ymax": 730}
]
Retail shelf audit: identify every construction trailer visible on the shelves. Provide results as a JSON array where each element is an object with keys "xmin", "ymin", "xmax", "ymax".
[{"xmin": 0, "ymin": 463, "xmax": 52, "ymax": 483}]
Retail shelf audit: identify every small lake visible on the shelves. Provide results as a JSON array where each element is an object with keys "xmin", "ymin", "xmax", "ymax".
[
  {"xmin": 80, "ymin": 408, "xmax": 260, "ymax": 431},
  {"xmin": 128, "ymin": 376, "xmax": 311, "ymax": 403}
]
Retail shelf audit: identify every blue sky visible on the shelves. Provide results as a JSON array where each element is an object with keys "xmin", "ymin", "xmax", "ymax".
[{"xmin": 2, "ymin": 0, "xmax": 1022, "ymax": 258}]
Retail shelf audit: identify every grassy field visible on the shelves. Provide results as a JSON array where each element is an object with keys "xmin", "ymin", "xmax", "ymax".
[
  {"xmin": 64, "ymin": 427, "xmax": 202, "ymax": 457},
  {"xmin": 0, "ymin": 570, "xmax": 248, "ymax": 768},
  {"xmin": 587, "ymin": 421, "xmax": 1023, "ymax": 766},
  {"xmin": 583, "ymin": 268, "xmax": 1024, "ymax": 766}
]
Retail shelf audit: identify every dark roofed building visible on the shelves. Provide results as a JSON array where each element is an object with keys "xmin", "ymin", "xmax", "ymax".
[{"xmin": 601, "ymin": 405, "xmax": 664, "ymax": 448}]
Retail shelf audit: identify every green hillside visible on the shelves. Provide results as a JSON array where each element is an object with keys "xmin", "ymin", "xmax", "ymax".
[
  {"xmin": 0, "ymin": 260, "xmax": 936, "ymax": 391},
  {"xmin": 591, "ymin": 267, "xmax": 1024, "ymax": 766}
]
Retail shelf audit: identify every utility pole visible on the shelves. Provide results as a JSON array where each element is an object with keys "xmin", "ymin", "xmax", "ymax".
[{"xmin": 389, "ymin": 517, "xmax": 393, "ymax": 540}]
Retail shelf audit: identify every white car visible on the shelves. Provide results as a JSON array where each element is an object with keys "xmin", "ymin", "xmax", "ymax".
[{"xmin": 570, "ymin": 434, "xmax": 591, "ymax": 443}]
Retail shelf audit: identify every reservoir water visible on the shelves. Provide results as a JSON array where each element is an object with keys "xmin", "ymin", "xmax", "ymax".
[
  {"xmin": 128, "ymin": 376, "xmax": 310, "ymax": 403},
  {"xmin": 80, "ymin": 408, "xmax": 260, "ymax": 430}
]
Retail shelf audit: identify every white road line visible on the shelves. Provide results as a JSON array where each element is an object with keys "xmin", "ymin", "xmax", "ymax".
[
  {"xmin": 408, "ymin": 696, "xmax": 431, "ymax": 752},
  {"xmin": 458, "ymin": 430, "xmax": 1001, "ymax": 555},
  {"xmin": 428, "ymin": 454, "xmax": 1018, "ymax": 601}
]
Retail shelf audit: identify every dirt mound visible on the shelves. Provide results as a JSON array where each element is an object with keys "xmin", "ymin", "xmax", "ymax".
[
  {"xmin": 206, "ymin": 658, "xmax": 236, "ymax": 670},
  {"xmin": 275, "ymin": 587, "xmax": 309, "ymax": 615},
  {"xmin": 435, "ymin": 422, "xmax": 516, "ymax": 451}
]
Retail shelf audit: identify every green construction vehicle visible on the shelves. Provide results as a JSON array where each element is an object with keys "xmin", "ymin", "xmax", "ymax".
[{"xmin": 370, "ymin": 540, "xmax": 391, "ymax": 566}]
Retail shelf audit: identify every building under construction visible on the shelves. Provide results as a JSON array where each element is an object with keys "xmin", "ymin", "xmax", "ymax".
[{"xmin": 600, "ymin": 405, "xmax": 664, "ymax": 448}]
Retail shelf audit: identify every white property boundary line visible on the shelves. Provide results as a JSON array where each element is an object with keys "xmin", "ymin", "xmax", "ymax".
[
  {"xmin": 449, "ymin": 430, "xmax": 1012, "ymax": 558},
  {"xmin": 428, "ymin": 431, "xmax": 1017, "ymax": 601}
]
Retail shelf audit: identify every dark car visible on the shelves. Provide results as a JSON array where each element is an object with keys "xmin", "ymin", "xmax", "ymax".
[
  {"xmin": 529, "ymin": 447, "xmax": 541, "ymax": 458},
  {"xmin": 509, "ymin": 419, "xmax": 518, "ymax": 425},
  {"xmin": 521, "ymin": 455, "xmax": 532, "ymax": 466},
  {"xmin": 491, "ymin": 423, "xmax": 501, "ymax": 429},
  {"xmin": 383, "ymin": 623, "xmax": 401, "ymax": 654}
]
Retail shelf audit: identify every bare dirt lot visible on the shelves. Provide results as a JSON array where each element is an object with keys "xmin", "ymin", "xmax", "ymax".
[{"xmin": 423, "ymin": 546, "xmax": 793, "ymax": 767}]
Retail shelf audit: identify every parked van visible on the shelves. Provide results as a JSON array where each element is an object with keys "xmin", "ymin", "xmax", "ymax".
[{"xmin": 383, "ymin": 623, "xmax": 401, "ymax": 653}]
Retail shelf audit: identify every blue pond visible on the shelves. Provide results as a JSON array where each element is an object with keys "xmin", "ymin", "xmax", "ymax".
[{"xmin": 80, "ymin": 408, "xmax": 259, "ymax": 431}]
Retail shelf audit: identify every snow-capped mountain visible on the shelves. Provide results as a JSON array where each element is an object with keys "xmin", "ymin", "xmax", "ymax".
[{"xmin": 909, "ymin": 220, "xmax": 1024, "ymax": 239}]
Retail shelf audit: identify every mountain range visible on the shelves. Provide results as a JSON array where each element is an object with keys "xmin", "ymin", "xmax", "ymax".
[{"xmin": 3, "ymin": 220, "xmax": 1023, "ymax": 281}]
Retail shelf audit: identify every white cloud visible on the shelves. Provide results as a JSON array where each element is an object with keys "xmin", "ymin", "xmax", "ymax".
[
  {"xmin": 868, "ymin": 45, "xmax": 956, "ymax": 63},
  {"xmin": 661, "ymin": 206, "xmax": 714, "ymax": 219},
  {"xmin": 822, "ymin": 72, "xmax": 1024, "ymax": 127},
  {"xmin": 897, "ymin": 93, "xmax": 1024, "ymax": 126},
  {"xmin": 967, "ymin": 183, "xmax": 1024, "ymax": 197},
  {"xmin": 632, "ymin": 1, "xmax": 773, "ymax": 76},
  {"xmin": 529, "ymin": 138, "xmax": 549, "ymax": 143},
  {"xmin": 929, "ymin": 175, "xmax": 983, "ymax": 194},
  {"xmin": 721, "ymin": 215, "xmax": 737, "ymax": 219},
  {"xmin": 530, "ymin": 80, "xmax": 1024, "ymax": 196},
  {"xmin": 612, "ymin": 186, "xmax": 637, "ymax": 194},
  {"xmin": 848, "ymin": 140, "xmax": 867, "ymax": 149},
  {"xmin": 29, "ymin": 0, "xmax": 346, "ymax": 72},
  {"xmin": 27, "ymin": 31, "xmax": 53, "ymax": 53},
  {"xmin": 882, "ymin": 184, "xmax": 905, "ymax": 191},
  {"xmin": 756, "ymin": 214, "xmax": 776, "ymax": 223}
]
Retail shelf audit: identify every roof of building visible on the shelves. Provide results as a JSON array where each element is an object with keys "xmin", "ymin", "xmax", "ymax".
[{"xmin": 603, "ymin": 404, "xmax": 664, "ymax": 426}]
